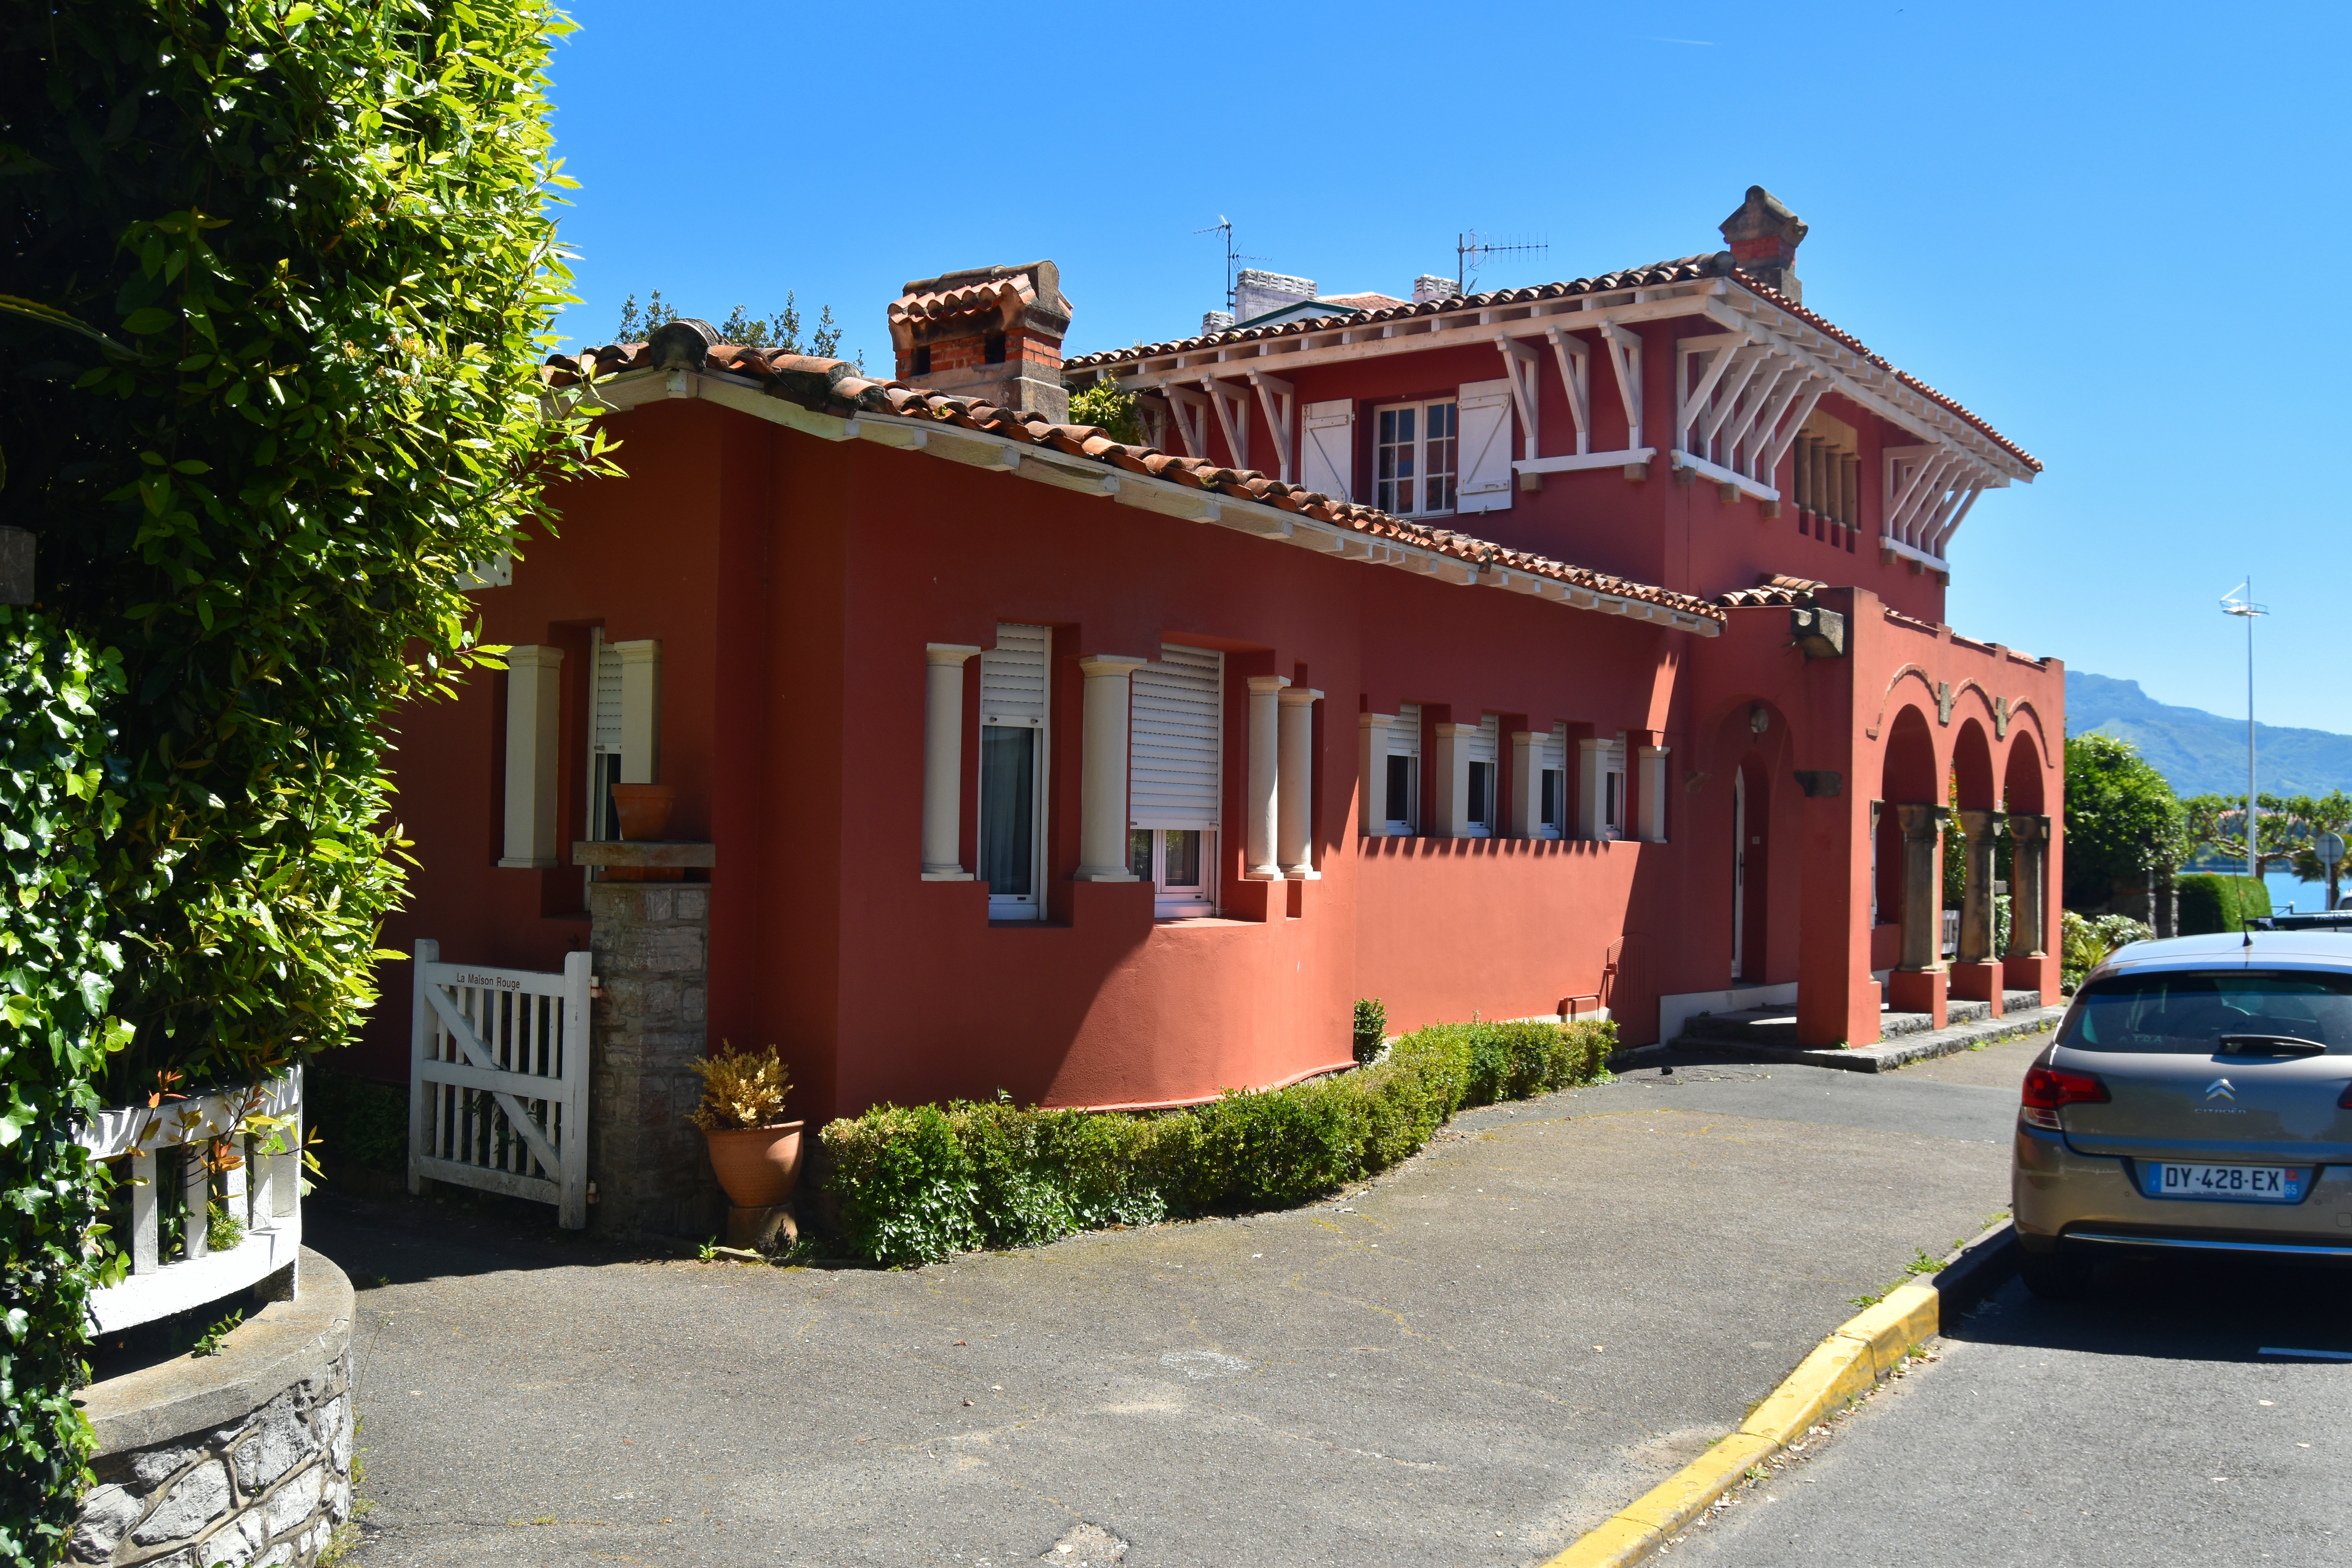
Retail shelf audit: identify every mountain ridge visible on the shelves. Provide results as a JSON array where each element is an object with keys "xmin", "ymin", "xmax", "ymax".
[{"xmin": 2066, "ymin": 671, "xmax": 2352, "ymax": 797}]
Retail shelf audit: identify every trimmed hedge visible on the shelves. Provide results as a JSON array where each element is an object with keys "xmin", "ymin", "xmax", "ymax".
[
  {"xmin": 2177, "ymin": 873, "xmax": 2273, "ymax": 935},
  {"xmin": 820, "ymin": 1018, "xmax": 1615, "ymax": 1267}
]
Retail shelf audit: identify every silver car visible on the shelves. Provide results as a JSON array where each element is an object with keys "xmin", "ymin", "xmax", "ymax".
[{"xmin": 2013, "ymin": 931, "xmax": 2352, "ymax": 1296}]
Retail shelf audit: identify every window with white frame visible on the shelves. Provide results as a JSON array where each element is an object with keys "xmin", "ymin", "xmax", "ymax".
[
  {"xmin": 584, "ymin": 628, "xmax": 624, "ymax": 845},
  {"xmin": 1374, "ymin": 401, "xmax": 1458, "ymax": 515},
  {"xmin": 979, "ymin": 624, "xmax": 1050, "ymax": 920},
  {"xmin": 1386, "ymin": 702, "xmax": 1422, "ymax": 834},
  {"xmin": 1462, "ymin": 713, "xmax": 1499, "ymax": 837},
  {"xmin": 1127, "ymin": 643, "xmax": 1223, "ymax": 918},
  {"xmin": 1603, "ymin": 741, "xmax": 1628, "ymax": 839},
  {"xmin": 1538, "ymin": 722, "xmax": 1568, "ymax": 839}
]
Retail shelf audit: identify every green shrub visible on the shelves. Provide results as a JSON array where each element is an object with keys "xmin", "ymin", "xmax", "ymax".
[
  {"xmin": 2059, "ymin": 909, "xmax": 2156, "ymax": 993},
  {"xmin": 2176, "ymin": 874, "xmax": 2272, "ymax": 936},
  {"xmin": 1352, "ymin": 997, "xmax": 1388, "ymax": 1063},
  {"xmin": 818, "ymin": 1017, "xmax": 1617, "ymax": 1267},
  {"xmin": 306, "ymin": 1068, "xmax": 409, "ymax": 1174}
]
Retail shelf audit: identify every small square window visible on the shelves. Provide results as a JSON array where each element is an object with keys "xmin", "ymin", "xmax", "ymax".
[
  {"xmin": 912, "ymin": 345, "xmax": 932, "ymax": 376},
  {"xmin": 984, "ymin": 330, "xmax": 1007, "ymax": 365}
]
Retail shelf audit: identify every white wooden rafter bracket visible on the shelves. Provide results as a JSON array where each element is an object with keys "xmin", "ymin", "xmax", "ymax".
[
  {"xmin": 1247, "ymin": 370, "xmax": 1296, "ymax": 483},
  {"xmin": 1494, "ymin": 336, "xmax": 1547, "ymax": 459}
]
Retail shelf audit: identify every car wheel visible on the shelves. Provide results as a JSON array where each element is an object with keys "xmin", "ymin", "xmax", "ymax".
[{"xmin": 2018, "ymin": 1239, "xmax": 2092, "ymax": 1299}]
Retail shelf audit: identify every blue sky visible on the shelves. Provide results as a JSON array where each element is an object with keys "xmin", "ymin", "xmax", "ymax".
[{"xmin": 544, "ymin": 0, "xmax": 2350, "ymax": 731}]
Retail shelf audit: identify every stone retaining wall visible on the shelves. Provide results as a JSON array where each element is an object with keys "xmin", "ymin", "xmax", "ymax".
[{"xmin": 71, "ymin": 1250, "xmax": 355, "ymax": 1568}]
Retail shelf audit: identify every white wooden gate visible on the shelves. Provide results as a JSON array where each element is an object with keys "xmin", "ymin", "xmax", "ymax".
[{"xmin": 410, "ymin": 940, "xmax": 592, "ymax": 1228}]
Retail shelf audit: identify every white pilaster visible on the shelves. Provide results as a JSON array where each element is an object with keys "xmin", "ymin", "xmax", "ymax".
[
  {"xmin": 1510, "ymin": 730, "xmax": 1541, "ymax": 839},
  {"xmin": 1577, "ymin": 737, "xmax": 1611, "ymax": 842},
  {"xmin": 1434, "ymin": 722, "xmax": 1477, "ymax": 838},
  {"xmin": 1278, "ymin": 687, "xmax": 1323, "ymax": 877},
  {"xmin": 613, "ymin": 639, "xmax": 662, "ymax": 784},
  {"xmin": 1073, "ymin": 655, "xmax": 1149, "ymax": 881},
  {"xmin": 1244, "ymin": 675, "xmax": 1290, "ymax": 878},
  {"xmin": 1357, "ymin": 713, "xmax": 1394, "ymax": 839},
  {"xmin": 921, "ymin": 643, "xmax": 981, "ymax": 880},
  {"xmin": 1638, "ymin": 744, "xmax": 1671, "ymax": 843},
  {"xmin": 499, "ymin": 644, "xmax": 563, "ymax": 869}
]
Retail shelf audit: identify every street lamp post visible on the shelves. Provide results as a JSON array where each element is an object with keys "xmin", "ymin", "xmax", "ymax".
[{"xmin": 2221, "ymin": 579, "xmax": 2269, "ymax": 885}]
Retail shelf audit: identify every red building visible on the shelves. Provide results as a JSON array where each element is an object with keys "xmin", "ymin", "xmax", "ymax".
[{"xmin": 368, "ymin": 189, "xmax": 2061, "ymax": 1224}]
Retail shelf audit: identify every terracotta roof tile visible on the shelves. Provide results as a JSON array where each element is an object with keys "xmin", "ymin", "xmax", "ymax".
[
  {"xmin": 542, "ymin": 339, "xmax": 1726, "ymax": 628},
  {"xmin": 1065, "ymin": 254, "xmax": 2040, "ymax": 475},
  {"xmin": 886, "ymin": 276, "xmax": 1036, "ymax": 334},
  {"xmin": 1715, "ymin": 572, "xmax": 1828, "ymax": 608}
]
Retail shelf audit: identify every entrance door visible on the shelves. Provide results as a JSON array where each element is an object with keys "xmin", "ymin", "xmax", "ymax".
[{"xmin": 1731, "ymin": 769, "xmax": 1748, "ymax": 980}]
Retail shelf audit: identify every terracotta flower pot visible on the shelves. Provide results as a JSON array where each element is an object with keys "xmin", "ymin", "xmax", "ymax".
[
  {"xmin": 704, "ymin": 1121, "xmax": 805, "ymax": 1209},
  {"xmin": 608, "ymin": 783, "xmax": 677, "ymax": 841}
]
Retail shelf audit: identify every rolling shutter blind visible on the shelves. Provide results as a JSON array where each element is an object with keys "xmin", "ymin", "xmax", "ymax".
[
  {"xmin": 1130, "ymin": 643, "xmax": 1223, "ymax": 830},
  {"xmin": 980, "ymin": 624, "xmax": 1050, "ymax": 724},
  {"xmin": 1468, "ymin": 713, "xmax": 1499, "ymax": 766},
  {"xmin": 591, "ymin": 635, "xmax": 623, "ymax": 758},
  {"xmin": 1456, "ymin": 379, "xmax": 1515, "ymax": 514},
  {"xmin": 1300, "ymin": 399, "xmax": 1356, "ymax": 501},
  {"xmin": 1390, "ymin": 702, "xmax": 1422, "ymax": 762}
]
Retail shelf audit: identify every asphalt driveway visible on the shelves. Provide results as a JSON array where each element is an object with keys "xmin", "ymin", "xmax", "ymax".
[{"xmin": 312, "ymin": 1035, "xmax": 2045, "ymax": 1567}]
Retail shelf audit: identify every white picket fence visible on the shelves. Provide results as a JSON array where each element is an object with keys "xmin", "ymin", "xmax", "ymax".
[
  {"xmin": 78, "ymin": 1071, "xmax": 305, "ymax": 1335},
  {"xmin": 409, "ymin": 940, "xmax": 592, "ymax": 1228}
]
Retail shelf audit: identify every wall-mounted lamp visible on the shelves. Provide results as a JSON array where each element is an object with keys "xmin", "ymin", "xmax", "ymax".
[{"xmin": 1749, "ymin": 703, "xmax": 1770, "ymax": 736}]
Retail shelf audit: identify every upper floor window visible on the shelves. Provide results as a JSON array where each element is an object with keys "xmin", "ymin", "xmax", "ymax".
[
  {"xmin": 1375, "ymin": 401, "xmax": 1457, "ymax": 515},
  {"xmin": 1536, "ymin": 722, "xmax": 1568, "ymax": 840},
  {"xmin": 1602, "ymin": 742, "xmax": 1628, "ymax": 839}
]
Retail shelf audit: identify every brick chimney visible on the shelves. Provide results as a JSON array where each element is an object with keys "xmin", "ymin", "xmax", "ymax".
[
  {"xmin": 1719, "ymin": 186, "xmax": 1808, "ymax": 302},
  {"xmin": 888, "ymin": 260, "xmax": 1071, "ymax": 423}
]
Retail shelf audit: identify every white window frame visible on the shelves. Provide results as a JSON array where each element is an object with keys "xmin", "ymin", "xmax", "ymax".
[
  {"xmin": 1128, "ymin": 642, "xmax": 1224, "ymax": 919},
  {"xmin": 1603, "ymin": 742, "xmax": 1628, "ymax": 839},
  {"xmin": 1372, "ymin": 399, "xmax": 1459, "ymax": 517},
  {"xmin": 1386, "ymin": 702, "xmax": 1422, "ymax": 835},
  {"xmin": 979, "ymin": 624, "xmax": 1051, "ymax": 921},
  {"xmin": 584, "ymin": 628, "xmax": 623, "ymax": 848},
  {"xmin": 1537, "ymin": 722, "xmax": 1568, "ymax": 840}
]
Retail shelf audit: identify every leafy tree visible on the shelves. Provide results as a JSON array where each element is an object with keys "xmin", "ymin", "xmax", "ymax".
[
  {"xmin": 2, "ymin": 0, "xmax": 606, "ymax": 1550},
  {"xmin": 2282, "ymin": 791, "xmax": 2352, "ymax": 909},
  {"xmin": 1068, "ymin": 378, "xmax": 1145, "ymax": 445},
  {"xmin": 2181, "ymin": 791, "xmax": 2306, "ymax": 880},
  {"xmin": 2062, "ymin": 733, "xmax": 2185, "ymax": 910},
  {"xmin": 616, "ymin": 290, "xmax": 846, "ymax": 359}
]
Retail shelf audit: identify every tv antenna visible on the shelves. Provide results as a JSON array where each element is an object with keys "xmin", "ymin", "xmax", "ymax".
[
  {"xmin": 1195, "ymin": 215, "xmax": 1268, "ymax": 312},
  {"xmin": 1457, "ymin": 229, "xmax": 1549, "ymax": 294}
]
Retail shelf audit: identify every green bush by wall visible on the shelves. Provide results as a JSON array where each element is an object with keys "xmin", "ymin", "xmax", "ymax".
[
  {"xmin": 2177, "ymin": 874, "xmax": 2272, "ymax": 935},
  {"xmin": 819, "ymin": 1018, "xmax": 1615, "ymax": 1267}
]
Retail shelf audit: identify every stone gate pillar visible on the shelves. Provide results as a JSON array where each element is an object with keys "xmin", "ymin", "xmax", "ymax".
[{"xmin": 587, "ymin": 883, "xmax": 722, "ymax": 1238}]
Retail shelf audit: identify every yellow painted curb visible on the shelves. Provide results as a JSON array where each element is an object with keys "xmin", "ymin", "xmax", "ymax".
[{"xmin": 1542, "ymin": 1281, "xmax": 1942, "ymax": 1568}]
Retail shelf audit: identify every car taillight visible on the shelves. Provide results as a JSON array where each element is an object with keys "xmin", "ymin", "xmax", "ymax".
[
  {"xmin": 2022, "ymin": 1065, "xmax": 2109, "ymax": 1129},
  {"xmin": 2340, "ymin": 1082, "xmax": 2352, "ymax": 1109}
]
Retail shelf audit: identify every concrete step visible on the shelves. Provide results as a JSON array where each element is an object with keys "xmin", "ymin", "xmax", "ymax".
[
  {"xmin": 1635, "ymin": 1000, "xmax": 2069, "ymax": 1076},
  {"xmin": 1678, "ymin": 989, "xmax": 2046, "ymax": 1049}
]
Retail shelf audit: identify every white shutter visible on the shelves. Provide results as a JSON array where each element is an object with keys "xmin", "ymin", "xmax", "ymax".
[
  {"xmin": 1456, "ymin": 379, "xmax": 1515, "ymax": 514},
  {"xmin": 1130, "ymin": 644, "xmax": 1222, "ymax": 830},
  {"xmin": 1300, "ymin": 399, "xmax": 1355, "ymax": 501},
  {"xmin": 590, "ymin": 633, "xmax": 623, "ymax": 757},
  {"xmin": 980, "ymin": 624, "xmax": 1050, "ymax": 724},
  {"xmin": 1390, "ymin": 702, "xmax": 1422, "ymax": 762}
]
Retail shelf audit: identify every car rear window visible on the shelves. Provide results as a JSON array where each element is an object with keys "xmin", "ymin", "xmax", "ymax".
[{"xmin": 2062, "ymin": 970, "xmax": 2352, "ymax": 1054}]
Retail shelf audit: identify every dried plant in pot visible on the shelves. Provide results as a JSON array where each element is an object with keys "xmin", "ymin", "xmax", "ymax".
[{"xmin": 689, "ymin": 1042, "xmax": 804, "ymax": 1208}]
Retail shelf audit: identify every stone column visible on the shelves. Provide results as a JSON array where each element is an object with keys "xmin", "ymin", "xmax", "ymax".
[
  {"xmin": 1244, "ymin": 675, "xmax": 1289, "ymax": 878},
  {"xmin": 2007, "ymin": 813, "xmax": 2049, "ymax": 958},
  {"xmin": 1955, "ymin": 811, "xmax": 2003, "ymax": 963},
  {"xmin": 1895, "ymin": 804, "xmax": 1949, "ymax": 971},
  {"xmin": 1950, "ymin": 809, "xmax": 2006, "ymax": 1013},
  {"xmin": 920, "ymin": 644, "xmax": 980, "ymax": 880},
  {"xmin": 1357, "ymin": 713, "xmax": 1393, "ymax": 838},
  {"xmin": 1073, "ymin": 655, "xmax": 1148, "ymax": 882},
  {"xmin": 1637, "ymin": 746, "xmax": 1671, "ymax": 843},
  {"xmin": 588, "ymin": 883, "xmax": 719, "ymax": 1238},
  {"xmin": 1278, "ymin": 686, "xmax": 1322, "ymax": 877}
]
